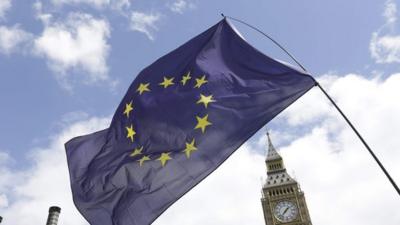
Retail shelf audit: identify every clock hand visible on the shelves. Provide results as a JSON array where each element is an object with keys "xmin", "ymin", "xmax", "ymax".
[{"xmin": 282, "ymin": 207, "xmax": 289, "ymax": 215}]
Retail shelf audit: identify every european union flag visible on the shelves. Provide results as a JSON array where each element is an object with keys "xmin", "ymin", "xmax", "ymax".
[{"xmin": 65, "ymin": 18, "xmax": 316, "ymax": 225}]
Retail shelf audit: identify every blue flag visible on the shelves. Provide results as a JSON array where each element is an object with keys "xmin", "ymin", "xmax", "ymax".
[{"xmin": 65, "ymin": 18, "xmax": 316, "ymax": 225}]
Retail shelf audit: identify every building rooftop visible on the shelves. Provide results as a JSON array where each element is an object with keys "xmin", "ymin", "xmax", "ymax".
[
  {"xmin": 263, "ymin": 132, "xmax": 297, "ymax": 188},
  {"xmin": 265, "ymin": 132, "xmax": 282, "ymax": 162}
]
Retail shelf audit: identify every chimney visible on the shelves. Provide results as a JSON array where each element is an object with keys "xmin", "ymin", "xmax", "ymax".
[{"xmin": 46, "ymin": 206, "xmax": 61, "ymax": 225}]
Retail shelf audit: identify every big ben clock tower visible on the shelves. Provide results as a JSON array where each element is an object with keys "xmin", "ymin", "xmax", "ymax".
[{"xmin": 261, "ymin": 133, "xmax": 312, "ymax": 225}]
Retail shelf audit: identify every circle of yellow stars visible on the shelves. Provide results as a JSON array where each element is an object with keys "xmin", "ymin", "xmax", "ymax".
[{"xmin": 122, "ymin": 71, "xmax": 216, "ymax": 168}]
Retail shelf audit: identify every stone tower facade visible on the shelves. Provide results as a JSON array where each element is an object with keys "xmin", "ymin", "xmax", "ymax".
[{"xmin": 261, "ymin": 133, "xmax": 312, "ymax": 225}]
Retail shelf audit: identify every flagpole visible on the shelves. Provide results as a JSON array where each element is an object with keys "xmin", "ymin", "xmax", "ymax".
[
  {"xmin": 221, "ymin": 14, "xmax": 308, "ymax": 73},
  {"xmin": 316, "ymin": 83, "xmax": 400, "ymax": 196},
  {"xmin": 221, "ymin": 14, "xmax": 400, "ymax": 196}
]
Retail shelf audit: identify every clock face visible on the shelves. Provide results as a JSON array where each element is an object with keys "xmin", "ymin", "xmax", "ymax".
[{"xmin": 273, "ymin": 200, "xmax": 298, "ymax": 223}]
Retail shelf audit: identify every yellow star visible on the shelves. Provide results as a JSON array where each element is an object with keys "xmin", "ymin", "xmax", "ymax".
[
  {"xmin": 137, "ymin": 155, "xmax": 151, "ymax": 167},
  {"xmin": 194, "ymin": 75, "xmax": 208, "ymax": 88},
  {"xmin": 159, "ymin": 77, "xmax": 175, "ymax": 88},
  {"xmin": 157, "ymin": 152, "xmax": 172, "ymax": 167},
  {"xmin": 183, "ymin": 138, "xmax": 197, "ymax": 158},
  {"xmin": 194, "ymin": 114, "xmax": 212, "ymax": 133},
  {"xmin": 136, "ymin": 83, "xmax": 150, "ymax": 95},
  {"xmin": 123, "ymin": 101, "xmax": 133, "ymax": 118},
  {"xmin": 196, "ymin": 94, "xmax": 216, "ymax": 108},
  {"xmin": 126, "ymin": 124, "xmax": 136, "ymax": 142},
  {"xmin": 130, "ymin": 146, "xmax": 143, "ymax": 157},
  {"xmin": 180, "ymin": 71, "xmax": 191, "ymax": 85}
]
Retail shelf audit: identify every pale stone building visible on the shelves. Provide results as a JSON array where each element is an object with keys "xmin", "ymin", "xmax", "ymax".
[{"xmin": 261, "ymin": 133, "xmax": 312, "ymax": 225}]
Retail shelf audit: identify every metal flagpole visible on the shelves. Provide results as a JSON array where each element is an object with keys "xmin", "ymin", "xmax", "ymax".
[{"xmin": 221, "ymin": 14, "xmax": 400, "ymax": 196}]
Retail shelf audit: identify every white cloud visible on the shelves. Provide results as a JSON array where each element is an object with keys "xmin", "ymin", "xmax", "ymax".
[
  {"xmin": 110, "ymin": 0, "xmax": 130, "ymax": 11},
  {"xmin": 276, "ymin": 73, "xmax": 400, "ymax": 224},
  {"xmin": 155, "ymin": 73, "xmax": 400, "ymax": 225},
  {"xmin": 34, "ymin": 12, "xmax": 111, "ymax": 86},
  {"xmin": 370, "ymin": 0, "xmax": 400, "ymax": 63},
  {"xmin": 0, "ymin": 114, "xmax": 265, "ymax": 225},
  {"xmin": 0, "ymin": 152, "xmax": 14, "ymax": 194},
  {"xmin": 383, "ymin": 0, "xmax": 397, "ymax": 25},
  {"xmin": 0, "ymin": 194, "xmax": 8, "ymax": 208},
  {"xmin": 52, "ymin": 0, "xmax": 110, "ymax": 8},
  {"xmin": 33, "ymin": 1, "xmax": 53, "ymax": 24},
  {"xmin": 51, "ymin": 0, "xmax": 130, "ymax": 10},
  {"xmin": 1, "ymin": 73, "xmax": 400, "ymax": 225},
  {"xmin": 167, "ymin": 0, "xmax": 195, "ymax": 14},
  {"xmin": 0, "ymin": 25, "xmax": 32, "ymax": 54},
  {"xmin": 0, "ymin": 116, "xmax": 110, "ymax": 225},
  {"xmin": 370, "ymin": 33, "xmax": 400, "ymax": 63},
  {"xmin": 130, "ymin": 11, "xmax": 160, "ymax": 40},
  {"xmin": 154, "ymin": 145, "xmax": 266, "ymax": 225},
  {"xmin": 0, "ymin": 0, "xmax": 11, "ymax": 19}
]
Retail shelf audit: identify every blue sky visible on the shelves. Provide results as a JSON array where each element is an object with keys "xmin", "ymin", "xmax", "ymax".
[
  {"xmin": 1, "ymin": 0, "xmax": 400, "ymax": 225},
  {"xmin": 0, "ymin": 1, "xmax": 395, "ymax": 158}
]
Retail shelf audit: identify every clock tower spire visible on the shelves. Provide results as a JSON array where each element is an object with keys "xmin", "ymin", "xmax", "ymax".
[{"xmin": 261, "ymin": 132, "xmax": 312, "ymax": 225}]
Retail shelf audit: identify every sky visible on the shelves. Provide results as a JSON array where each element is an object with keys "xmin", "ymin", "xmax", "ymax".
[{"xmin": 0, "ymin": 0, "xmax": 400, "ymax": 224}]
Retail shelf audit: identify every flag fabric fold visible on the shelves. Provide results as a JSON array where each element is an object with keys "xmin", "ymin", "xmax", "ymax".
[{"xmin": 65, "ymin": 18, "xmax": 316, "ymax": 225}]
